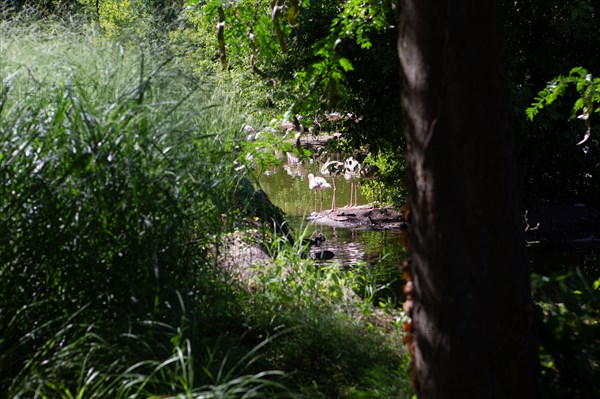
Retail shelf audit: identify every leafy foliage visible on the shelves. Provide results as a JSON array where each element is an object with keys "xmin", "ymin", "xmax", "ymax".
[
  {"xmin": 177, "ymin": 0, "xmax": 403, "ymax": 170},
  {"xmin": 0, "ymin": 18, "xmax": 414, "ymax": 398},
  {"xmin": 505, "ymin": 0, "xmax": 600, "ymax": 203},
  {"xmin": 533, "ymin": 270, "xmax": 600, "ymax": 399},
  {"xmin": 4, "ymin": 2, "xmax": 600, "ymax": 398},
  {"xmin": 242, "ymin": 228, "xmax": 412, "ymax": 398},
  {"xmin": 527, "ymin": 67, "xmax": 600, "ymax": 144}
]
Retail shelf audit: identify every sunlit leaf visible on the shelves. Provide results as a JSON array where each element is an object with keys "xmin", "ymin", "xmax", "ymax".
[{"xmin": 338, "ymin": 57, "xmax": 354, "ymax": 72}]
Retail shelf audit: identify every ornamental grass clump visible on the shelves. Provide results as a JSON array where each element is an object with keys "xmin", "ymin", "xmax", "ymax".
[{"xmin": 0, "ymin": 22, "xmax": 285, "ymax": 398}]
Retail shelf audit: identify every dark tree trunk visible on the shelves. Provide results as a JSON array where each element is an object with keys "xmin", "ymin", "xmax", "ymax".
[
  {"xmin": 217, "ymin": 6, "xmax": 227, "ymax": 70},
  {"xmin": 397, "ymin": 1, "xmax": 539, "ymax": 398}
]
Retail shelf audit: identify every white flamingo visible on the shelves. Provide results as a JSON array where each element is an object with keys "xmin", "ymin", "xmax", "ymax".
[
  {"xmin": 308, "ymin": 173, "xmax": 331, "ymax": 213},
  {"xmin": 344, "ymin": 157, "xmax": 361, "ymax": 207},
  {"xmin": 320, "ymin": 160, "xmax": 345, "ymax": 211}
]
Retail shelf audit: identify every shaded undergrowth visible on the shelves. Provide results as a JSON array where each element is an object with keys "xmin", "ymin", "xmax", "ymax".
[{"xmin": 533, "ymin": 270, "xmax": 600, "ymax": 399}]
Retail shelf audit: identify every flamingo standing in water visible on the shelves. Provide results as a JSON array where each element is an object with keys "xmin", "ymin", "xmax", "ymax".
[
  {"xmin": 320, "ymin": 160, "xmax": 345, "ymax": 211},
  {"xmin": 344, "ymin": 157, "xmax": 361, "ymax": 207},
  {"xmin": 308, "ymin": 173, "xmax": 331, "ymax": 213}
]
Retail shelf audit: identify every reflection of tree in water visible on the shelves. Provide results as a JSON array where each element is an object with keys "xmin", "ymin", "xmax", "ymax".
[{"xmin": 258, "ymin": 164, "xmax": 367, "ymax": 217}]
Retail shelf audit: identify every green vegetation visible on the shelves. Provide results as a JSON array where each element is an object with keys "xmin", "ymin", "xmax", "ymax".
[
  {"xmin": 505, "ymin": 0, "xmax": 600, "ymax": 203},
  {"xmin": 533, "ymin": 271, "xmax": 600, "ymax": 399},
  {"xmin": 0, "ymin": 14, "xmax": 409, "ymax": 399},
  {"xmin": 1, "ymin": 1, "xmax": 600, "ymax": 398},
  {"xmin": 527, "ymin": 67, "xmax": 600, "ymax": 147}
]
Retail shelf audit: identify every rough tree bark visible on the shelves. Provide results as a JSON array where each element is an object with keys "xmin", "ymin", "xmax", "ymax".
[{"xmin": 397, "ymin": 1, "xmax": 539, "ymax": 397}]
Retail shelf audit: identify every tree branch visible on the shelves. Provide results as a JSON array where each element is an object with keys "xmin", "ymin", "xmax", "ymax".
[{"xmin": 271, "ymin": 0, "xmax": 287, "ymax": 53}]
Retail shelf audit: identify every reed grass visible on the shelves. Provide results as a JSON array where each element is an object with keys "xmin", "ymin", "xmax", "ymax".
[{"xmin": 0, "ymin": 20, "xmax": 288, "ymax": 398}]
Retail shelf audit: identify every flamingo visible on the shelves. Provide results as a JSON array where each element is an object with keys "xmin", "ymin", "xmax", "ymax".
[
  {"xmin": 308, "ymin": 173, "xmax": 331, "ymax": 213},
  {"xmin": 320, "ymin": 160, "xmax": 345, "ymax": 211},
  {"xmin": 344, "ymin": 157, "xmax": 361, "ymax": 207}
]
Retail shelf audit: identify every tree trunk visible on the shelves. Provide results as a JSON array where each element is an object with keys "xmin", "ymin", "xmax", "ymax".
[
  {"xmin": 217, "ymin": 6, "xmax": 228, "ymax": 70},
  {"xmin": 397, "ymin": 2, "xmax": 539, "ymax": 397}
]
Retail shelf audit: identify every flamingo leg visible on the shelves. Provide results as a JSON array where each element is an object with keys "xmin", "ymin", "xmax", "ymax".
[
  {"xmin": 331, "ymin": 178, "xmax": 337, "ymax": 211},
  {"xmin": 350, "ymin": 182, "xmax": 357, "ymax": 207},
  {"xmin": 315, "ymin": 191, "xmax": 323, "ymax": 213}
]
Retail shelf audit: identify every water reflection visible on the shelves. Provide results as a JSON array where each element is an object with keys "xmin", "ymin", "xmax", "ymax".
[
  {"xmin": 259, "ymin": 161, "xmax": 368, "ymax": 217},
  {"xmin": 285, "ymin": 214, "xmax": 407, "ymax": 302}
]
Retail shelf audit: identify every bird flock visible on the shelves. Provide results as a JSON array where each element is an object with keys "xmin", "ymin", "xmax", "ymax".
[{"xmin": 307, "ymin": 156, "xmax": 380, "ymax": 214}]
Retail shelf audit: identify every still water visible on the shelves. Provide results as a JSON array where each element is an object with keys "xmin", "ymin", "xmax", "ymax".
[
  {"xmin": 258, "ymin": 160, "xmax": 408, "ymax": 301},
  {"xmin": 258, "ymin": 160, "xmax": 405, "ymax": 263}
]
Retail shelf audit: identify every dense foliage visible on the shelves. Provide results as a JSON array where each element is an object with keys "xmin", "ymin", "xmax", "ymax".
[
  {"xmin": 533, "ymin": 270, "xmax": 600, "ymax": 399},
  {"xmin": 0, "ymin": 22, "xmax": 254, "ymax": 397},
  {"xmin": 172, "ymin": 0, "xmax": 406, "ymax": 203},
  {"xmin": 3, "ymin": 1, "xmax": 600, "ymax": 206}
]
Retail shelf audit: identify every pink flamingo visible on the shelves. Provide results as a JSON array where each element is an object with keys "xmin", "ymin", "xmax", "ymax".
[{"xmin": 308, "ymin": 173, "xmax": 331, "ymax": 213}]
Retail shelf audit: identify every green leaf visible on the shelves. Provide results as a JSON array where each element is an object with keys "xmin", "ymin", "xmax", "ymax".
[
  {"xmin": 526, "ymin": 107, "xmax": 538, "ymax": 121},
  {"xmin": 338, "ymin": 57, "xmax": 354, "ymax": 72},
  {"xmin": 569, "ymin": 66, "xmax": 588, "ymax": 77},
  {"xmin": 574, "ymin": 98, "xmax": 585, "ymax": 112}
]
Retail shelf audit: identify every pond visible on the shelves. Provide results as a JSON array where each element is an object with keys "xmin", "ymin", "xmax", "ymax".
[
  {"xmin": 258, "ymin": 160, "xmax": 408, "ymax": 302},
  {"xmin": 258, "ymin": 161, "xmax": 600, "ymax": 301}
]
